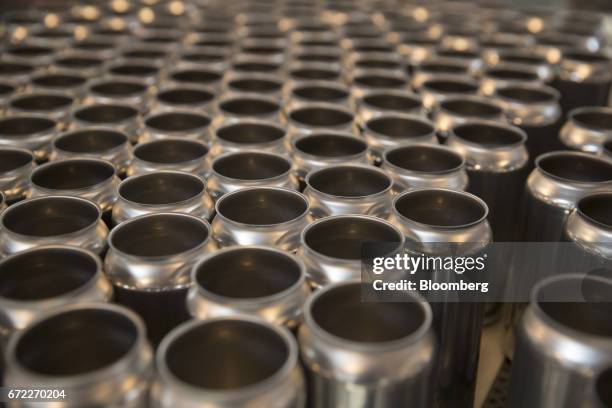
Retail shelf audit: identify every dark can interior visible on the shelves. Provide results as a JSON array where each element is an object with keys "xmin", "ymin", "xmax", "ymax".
[
  {"xmin": 0, "ymin": 117, "xmax": 55, "ymax": 136},
  {"xmin": 218, "ymin": 188, "xmax": 307, "ymax": 225},
  {"xmin": 75, "ymin": 105, "xmax": 138, "ymax": 124},
  {"xmin": 453, "ymin": 123, "xmax": 524, "ymax": 147},
  {"xmin": 32, "ymin": 159, "xmax": 115, "ymax": 190},
  {"xmin": 0, "ymin": 148, "xmax": 33, "ymax": 173},
  {"xmin": 290, "ymin": 107, "xmax": 353, "ymax": 127},
  {"xmin": 145, "ymin": 112, "xmax": 211, "ymax": 132},
  {"xmin": 537, "ymin": 153, "xmax": 612, "ymax": 183},
  {"xmin": 134, "ymin": 140, "xmax": 208, "ymax": 164},
  {"xmin": 308, "ymin": 166, "xmax": 390, "ymax": 197},
  {"xmin": 214, "ymin": 152, "xmax": 291, "ymax": 180},
  {"xmin": 367, "ymin": 116, "xmax": 433, "ymax": 139},
  {"xmin": 386, "ymin": 145, "xmax": 463, "ymax": 173},
  {"xmin": 55, "ymin": 129, "xmax": 127, "ymax": 153},
  {"xmin": 217, "ymin": 122, "xmax": 284, "ymax": 144},
  {"xmin": 120, "ymin": 172, "xmax": 204, "ymax": 205},
  {"xmin": 295, "ymin": 134, "xmax": 367, "ymax": 157}
]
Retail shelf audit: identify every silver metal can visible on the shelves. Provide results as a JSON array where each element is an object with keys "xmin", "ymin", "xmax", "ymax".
[
  {"xmin": 86, "ymin": 78, "xmax": 151, "ymax": 112},
  {"xmin": 356, "ymin": 90, "xmax": 424, "ymax": 127},
  {"xmin": 28, "ymin": 72, "xmax": 88, "ymax": 100},
  {"xmin": 213, "ymin": 95, "xmax": 283, "ymax": 128},
  {"xmin": 151, "ymin": 85, "xmax": 216, "ymax": 115},
  {"xmin": 560, "ymin": 106, "xmax": 612, "ymax": 154},
  {"xmin": 141, "ymin": 111, "xmax": 212, "ymax": 143},
  {"xmin": 286, "ymin": 103, "xmax": 356, "ymax": 141},
  {"xmin": 210, "ymin": 120, "xmax": 287, "ymax": 157},
  {"xmin": 71, "ymin": 103, "xmax": 141, "ymax": 144},
  {"xmin": 286, "ymin": 80, "xmax": 351, "ymax": 111},
  {"xmin": 151, "ymin": 316, "xmax": 305, "ymax": 408},
  {"xmin": 212, "ymin": 187, "xmax": 311, "ymax": 251},
  {"xmin": 432, "ymin": 95, "xmax": 506, "ymax": 135},
  {"xmin": 420, "ymin": 75, "xmax": 480, "ymax": 111},
  {"xmin": 298, "ymin": 281, "xmax": 436, "ymax": 408},
  {"xmin": 187, "ymin": 245, "xmax": 310, "ymax": 328},
  {"xmin": 0, "ymin": 116, "xmax": 58, "ymax": 161},
  {"xmin": 128, "ymin": 138, "xmax": 211, "ymax": 178},
  {"xmin": 7, "ymin": 92, "xmax": 75, "ymax": 129},
  {"xmin": 0, "ymin": 147, "xmax": 35, "ymax": 202}
]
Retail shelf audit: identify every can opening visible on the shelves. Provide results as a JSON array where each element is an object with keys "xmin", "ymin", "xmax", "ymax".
[
  {"xmin": 32, "ymin": 159, "xmax": 115, "ymax": 190},
  {"xmin": 92, "ymin": 81, "xmax": 147, "ymax": 96},
  {"xmin": 305, "ymin": 216, "xmax": 401, "ymax": 259},
  {"xmin": 418, "ymin": 62, "xmax": 467, "ymax": 74},
  {"xmin": 537, "ymin": 153, "xmax": 612, "ymax": 183},
  {"xmin": 0, "ymin": 117, "xmax": 55, "ymax": 135},
  {"xmin": 290, "ymin": 107, "xmax": 353, "ymax": 127},
  {"xmin": 194, "ymin": 40, "xmax": 233, "ymax": 48},
  {"xmin": 157, "ymin": 88, "xmax": 214, "ymax": 105},
  {"xmin": 220, "ymin": 98, "xmax": 279, "ymax": 116},
  {"xmin": 56, "ymin": 130, "xmax": 127, "ymax": 153},
  {"xmin": 110, "ymin": 64, "xmax": 159, "ymax": 76},
  {"xmin": 15, "ymin": 308, "xmax": 137, "ymax": 376},
  {"xmin": 214, "ymin": 152, "xmax": 290, "ymax": 180},
  {"xmin": 296, "ymin": 53, "xmax": 339, "ymax": 63},
  {"xmin": 230, "ymin": 78, "xmax": 281, "ymax": 93},
  {"xmin": 56, "ymin": 57, "xmax": 103, "ymax": 69},
  {"xmin": 311, "ymin": 282, "xmax": 426, "ymax": 342},
  {"xmin": 308, "ymin": 166, "xmax": 390, "ymax": 197},
  {"xmin": 386, "ymin": 145, "xmax": 463, "ymax": 173},
  {"xmin": 367, "ymin": 116, "xmax": 433, "ymax": 138},
  {"xmin": 299, "ymin": 40, "xmax": 337, "ymax": 48},
  {"xmin": 0, "ymin": 247, "xmax": 97, "ymax": 301},
  {"xmin": 423, "ymin": 79, "xmax": 478, "ymax": 93},
  {"xmin": 217, "ymin": 122, "xmax": 284, "ymax": 144},
  {"xmin": 535, "ymin": 276, "xmax": 612, "ymax": 338},
  {"xmin": 502, "ymin": 54, "xmax": 547, "ymax": 65},
  {"xmin": 165, "ymin": 320, "xmax": 288, "ymax": 389},
  {"xmin": 75, "ymin": 105, "xmax": 138, "ymax": 124},
  {"xmin": 32, "ymin": 74, "xmax": 86, "ymax": 88},
  {"xmin": 437, "ymin": 49, "xmax": 480, "ymax": 59},
  {"xmin": 0, "ymin": 83, "xmax": 15, "ymax": 96},
  {"xmin": 146, "ymin": 112, "xmax": 211, "ymax": 132},
  {"xmin": 395, "ymin": 189, "xmax": 487, "ymax": 227},
  {"xmin": 0, "ymin": 62, "xmax": 33, "ymax": 75},
  {"xmin": 11, "ymin": 94, "xmax": 72, "ymax": 111},
  {"xmin": 181, "ymin": 52, "xmax": 224, "ymax": 63},
  {"xmin": 496, "ymin": 86, "xmax": 555, "ymax": 103},
  {"xmin": 172, "ymin": 69, "xmax": 223, "ymax": 85},
  {"xmin": 453, "ymin": 123, "xmax": 524, "ymax": 147},
  {"xmin": 486, "ymin": 68, "xmax": 539, "ymax": 81},
  {"xmin": 572, "ymin": 110, "xmax": 612, "ymax": 131},
  {"xmin": 74, "ymin": 41, "xmax": 114, "ymax": 51},
  {"xmin": 3, "ymin": 197, "xmax": 99, "ymax": 237},
  {"xmin": 135, "ymin": 140, "xmax": 208, "ymax": 164},
  {"xmin": 354, "ymin": 74, "xmax": 406, "ymax": 88},
  {"xmin": 441, "ymin": 99, "xmax": 502, "ymax": 117},
  {"xmin": 233, "ymin": 61, "xmax": 280, "ymax": 72},
  {"xmin": 290, "ymin": 68, "xmax": 339, "ymax": 81},
  {"xmin": 242, "ymin": 45, "xmax": 284, "ymax": 55},
  {"xmin": 0, "ymin": 149, "xmax": 33, "ymax": 173},
  {"xmin": 577, "ymin": 193, "xmax": 612, "ymax": 228},
  {"xmin": 564, "ymin": 51, "xmax": 609, "ymax": 64},
  {"xmin": 596, "ymin": 368, "xmax": 612, "ymax": 407},
  {"xmin": 296, "ymin": 134, "xmax": 366, "ymax": 157},
  {"xmin": 7, "ymin": 45, "xmax": 53, "ymax": 57},
  {"xmin": 33, "ymin": 29, "xmax": 72, "ymax": 39},
  {"xmin": 353, "ymin": 45, "xmax": 394, "ymax": 53},
  {"xmin": 355, "ymin": 59, "xmax": 401, "ymax": 70},
  {"xmin": 120, "ymin": 172, "xmax": 204, "ymax": 205},
  {"xmin": 293, "ymin": 85, "xmax": 348, "ymax": 102},
  {"xmin": 218, "ymin": 188, "xmax": 307, "ymax": 225},
  {"xmin": 111, "ymin": 214, "xmax": 209, "ymax": 257},
  {"xmin": 122, "ymin": 50, "xmax": 167, "ymax": 60},
  {"xmin": 363, "ymin": 93, "xmax": 421, "ymax": 111},
  {"xmin": 196, "ymin": 248, "xmax": 301, "ymax": 298}
]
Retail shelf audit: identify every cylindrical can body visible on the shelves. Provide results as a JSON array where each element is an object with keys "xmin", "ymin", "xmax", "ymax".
[
  {"xmin": 210, "ymin": 120, "xmax": 288, "ymax": 158},
  {"xmin": 508, "ymin": 274, "xmax": 612, "ymax": 408},
  {"xmin": 152, "ymin": 316, "xmax": 306, "ymax": 408},
  {"xmin": 0, "ymin": 148, "xmax": 35, "ymax": 202},
  {"xmin": 389, "ymin": 188, "xmax": 492, "ymax": 408},
  {"xmin": 141, "ymin": 111, "xmax": 212, "ymax": 143},
  {"xmin": 0, "ymin": 116, "xmax": 58, "ymax": 162},
  {"xmin": 299, "ymin": 281, "xmax": 436, "ymax": 408},
  {"xmin": 128, "ymin": 138, "xmax": 211, "ymax": 177},
  {"xmin": 560, "ymin": 107, "xmax": 612, "ymax": 154},
  {"xmin": 71, "ymin": 104, "xmax": 141, "ymax": 144}
]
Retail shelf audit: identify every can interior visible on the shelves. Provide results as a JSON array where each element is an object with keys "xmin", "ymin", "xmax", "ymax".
[
  {"xmin": 15, "ymin": 308, "xmax": 137, "ymax": 376},
  {"xmin": 453, "ymin": 123, "xmax": 523, "ymax": 147},
  {"xmin": 181, "ymin": 52, "xmax": 225, "ymax": 63},
  {"xmin": 135, "ymin": 140, "xmax": 208, "ymax": 164},
  {"xmin": 395, "ymin": 189, "xmax": 486, "ymax": 227},
  {"xmin": 0, "ymin": 247, "xmax": 97, "ymax": 300},
  {"xmin": 218, "ymin": 189, "xmax": 307, "ymax": 225},
  {"xmin": 112, "ymin": 214, "xmax": 208, "ymax": 257},
  {"xmin": 311, "ymin": 283, "xmax": 426, "ymax": 342},
  {"xmin": 290, "ymin": 107, "xmax": 353, "ymax": 127},
  {"xmin": 441, "ymin": 99, "xmax": 502, "ymax": 117},
  {"xmin": 0, "ymin": 83, "xmax": 15, "ymax": 95},
  {"xmin": 535, "ymin": 276, "xmax": 612, "ymax": 338},
  {"xmin": 296, "ymin": 134, "xmax": 366, "ymax": 157},
  {"xmin": 572, "ymin": 110, "xmax": 612, "ymax": 131},
  {"xmin": 75, "ymin": 105, "xmax": 138, "ymax": 123},
  {"xmin": 424, "ymin": 79, "xmax": 478, "ymax": 93},
  {"xmin": 355, "ymin": 59, "xmax": 401, "ymax": 69},
  {"xmin": 3, "ymin": 197, "xmax": 99, "ymax": 237},
  {"xmin": 0, "ymin": 117, "xmax": 55, "ymax": 136},
  {"xmin": 309, "ymin": 166, "xmax": 390, "ymax": 197},
  {"xmin": 32, "ymin": 74, "xmax": 86, "ymax": 88},
  {"xmin": 230, "ymin": 78, "xmax": 282, "ymax": 93},
  {"xmin": 157, "ymin": 88, "xmax": 214, "ymax": 105},
  {"xmin": 195, "ymin": 247, "xmax": 301, "ymax": 298},
  {"xmin": 241, "ymin": 45, "xmax": 284, "ymax": 55},
  {"xmin": 146, "ymin": 112, "xmax": 211, "ymax": 132},
  {"xmin": 496, "ymin": 86, "xmax": 555, "ymax": 103},
  {"xmin": 171, "ymin": 69, "xmax": 223, "ymax": 84},
  {"xmin": 120, "ymin": 172, "xmax": 204, "ymax": 205},
  {"xmin": 486, "ymin": 68, "xmax": 539, "ymax": 81},
  {"xmin": 232, "ymin": 61, "xmax": 280, "ymax": 72},
  {"xmin": 110, "ymin": 64, "xmax": 159, "ymax": 76},
  {"xmin": 217, "ymin": 122, "xmax": 284, "ymax": 144},
  {"xmin": 165, "ymin": 320, "xmax": 288, "ymax": 389},
  {"xmin": 577, "ymin": 193, "xmax": 612, "ymax": 228},
  {"xmin": 56, "ymin": 57, "xmax": 103, "ymax": 69},
  {"xmin": 386, "ymin": 145, "xmax": 463, "ymax": 173},
  {"xmin": 363, "ymin": 93, "xmax": 421, "ymax": 111},
  {"xmin": 596, "ymin": 368, "xmax": 612, "ymax": 407},
  {"xmin": 56, "ymin": 129, "xmax": 127, "ymax": 153},
  {"xmin": 293, "ymin": 85, "xmax": 348, "ymax": 102},
  {"xmin": 11, "ymin": 94, "xmax": 73, "ymax": 111},
  {"xmin": 220, "ymin": 98, "xmax": 279, "ymax": 116},
  {"xmin": 7, "ymin": 45, "xmax": 53, "ymax": 56},
  {"xmin": 0, "ymin": 148, "xmax": 32, "ymax": 173},
  {"xmin": 91, "ymin": 81, "xmax": 147, "ymax": 96},
  {"xmin": 305, "ymin": 216, "xmax": 401, "ymax": 259},
  {"xmin": 564, "ymin": 51, "xmax": 609, "ymax": 64},
  {"xmin": 538, "ymin": 153, "xmax": 612, "ymax": 183},
  {"xmin": 122, "ymin": 50, "xmax": 167, "ymax": 60},
  {"xmin": 437, "ymin": 49, "xmax": 480, "ymax": 59},
  {"xmin": 32, "ymin": 159, "xmax": 115, "ymax": 190},
  {"xmin": 367, "ymin": 116, "xmax": 433, "ymax": 138},
  {"xmin": 295, "ymin": 53, "xmax": 339, "ymax": 63},
  {"xmin": 354, "ymin": 74, "xmax": 406, "ymax": 88},
  {"xmin": 0, "ymin": 62, "xmax": 33, "ymax": 75},
  {"xmin": 502, "ymin": 54, "xmax": 547, "ymax": 65},
  {"xmin": 214, "ymin": 152, "xmax": 290, "ymax": 180},
  {"xmin": 290, "ymin": 68, "xmax": 339, "ymax": 81}
]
